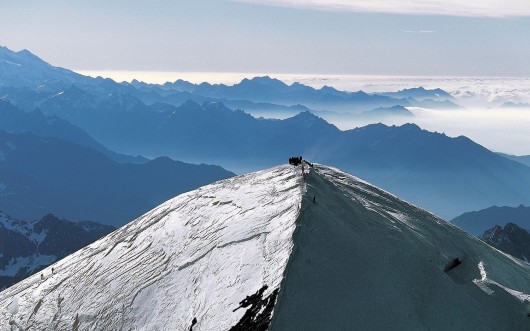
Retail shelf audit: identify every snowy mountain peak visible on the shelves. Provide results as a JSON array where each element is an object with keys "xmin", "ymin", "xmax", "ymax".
[
  {"xmin": 1, "ymin": 164, "xmax": 530, "ymax": 330},
  {"xmin": 0, "ymin": 44, "xmax": 88, "ymax": 88},
  {"xmin": 0, "ymin": 165, "xmax": 304, "ymax": 330}
]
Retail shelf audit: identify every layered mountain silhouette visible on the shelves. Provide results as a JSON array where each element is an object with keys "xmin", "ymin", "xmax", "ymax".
[
  {"xmin": 1, "ymin": 45, "xmax": 528, "ymax": 220},
  {"xmin": 358, "ymin": 105, "xmax": 414, "ymax": 120},
  {"xmin": 0, "ymin": 100, "xmax": 146, "ymax": 164},
  {"xmin": 0, "ymin": 45, "xmax": 456, "ymax": 115},
  {"xmin": 0, "ymin": 130, "xmax": 234, "ymax": 225},
  {"xmin": 34, "ymin": 94, "xmax": 530, "ymax": 219},
  {"xmin": 381, "ymin": 86, "xmax": 453, "ymax": 101},
  {"xmin": 452, "ymin": 205, "xmax": 530, "ymax": 236},
  {"xmin": 0, "ymin": 211, "xmax": 115, "ymax": 290},
  {"xmin": 498, "ymin": 153, "xmax": 530, "ymax": 168},
  {"xmin": 1, "ymin": 164, "xmax": 529, "ymax": 329}
]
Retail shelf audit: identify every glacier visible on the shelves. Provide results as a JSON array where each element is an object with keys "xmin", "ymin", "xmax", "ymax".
[{"xmin": 0, "ymin": 164, "xmax": 529, "ymax": 330}]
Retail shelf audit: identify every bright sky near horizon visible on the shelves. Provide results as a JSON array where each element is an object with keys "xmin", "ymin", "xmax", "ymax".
[{"xmin": 0, "ymin": 0, "xmax": 529, "ymax": 77}]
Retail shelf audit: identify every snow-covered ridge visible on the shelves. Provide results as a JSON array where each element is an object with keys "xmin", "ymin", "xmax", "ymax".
[
  {"xmin": 1, "ymin": 164, "xmax": 530, "ymax": 330},
  {"xmin": 272, "ymin": 164, "xmax": 530, "ymax": 330},
  {"xmin": 0, "ymin": 165, "xmax": 304, "ymax": 330}
]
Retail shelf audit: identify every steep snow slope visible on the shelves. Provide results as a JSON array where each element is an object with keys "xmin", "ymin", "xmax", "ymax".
[
  {"xmin": 0, "ymin": 166, "xmax": 303, "ymax": 330},
  {"xmin": 1, "ymin": 164, "xmax": 530, "ymax": 330},
  {"xmin": 272, "ymin": 165, "xmax": 530, "ymax": 330}
]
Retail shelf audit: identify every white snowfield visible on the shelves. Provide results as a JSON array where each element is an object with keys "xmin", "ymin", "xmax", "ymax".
[
  {"xmin": 0, "ymin": 165, "xmax": 303, "ymax": 330},
  {"xmin": 1, "ymin": 164, "xmax": 530, "ymax": 330}
]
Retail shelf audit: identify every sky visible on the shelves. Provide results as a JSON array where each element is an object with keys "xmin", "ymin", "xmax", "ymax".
[{"xmin": 0, "ymin": 0, "xmax": 529, "ymax": 78}]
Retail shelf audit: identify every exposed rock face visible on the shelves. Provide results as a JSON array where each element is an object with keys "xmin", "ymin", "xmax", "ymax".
[
  {"xmin": 0, "ymin": 212, "xmax": 114, "ymax": 290},
  {"xmin": 480, "ymin": 223, "xmax": 530, "ymax": 262}
]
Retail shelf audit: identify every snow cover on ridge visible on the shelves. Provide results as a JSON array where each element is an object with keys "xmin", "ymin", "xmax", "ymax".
[
  {"xmin": 1, "ymin": 163, "xmax": 530, "ymax": 330},
  {"xmin": 0, "ymin": 165, "xmax": 304, "ymax": 330},
  {"xmin": 272, "ymin": 164, "xmax": 530, "ymax": 330}
]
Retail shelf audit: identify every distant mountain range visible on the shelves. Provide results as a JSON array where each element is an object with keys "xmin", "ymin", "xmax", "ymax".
[
  {"xmin": 380, "ymin": 86, "xmax": 453, "ymax": 101},
  {"xmin": 0, "ymin": 211, "xmax": 115, "ymax": 290},
  {"xmin": 0, "ymin": 45, "xmax": 457, "ymax": 115},
  {"xmin": 0, "ymin": 129, "xmax": 234, "ymax": 225},
  {"xmin": 497, "ymin": 153, "xmax": 530, "ymax": 168},
  {"xmin": 359, "ymin": 105, "xmax": 414, "ymax": 120},
  {"xmin": 479, "ymin": 223, "xmax": 530, "ymax": 262},
  {"xmin": 1, "ymin": 45, "xmax": 529, "ymax": 220},
  {"xmin": 0, "ymin": 46, "xmax": 93, "ymax": 89},
  {"xmin": 0, "ymin": 100, "xmax": 146, "ymax": 164},
  {"xmin": 452, "ymin": 205, "xmax": 530, "ymax": 236}
]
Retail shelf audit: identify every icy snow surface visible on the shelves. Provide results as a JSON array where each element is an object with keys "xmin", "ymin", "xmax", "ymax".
[
  {"xmin": 1, "ymin": 164, "xmax": 530, "ymax": 330},
  {"xmin": 272, "ymin": 164, "xmax": 530, "ymax": 330},
  {"xmin": 0, "ymin": 165, "xmax": 304, "ymax": 330}
]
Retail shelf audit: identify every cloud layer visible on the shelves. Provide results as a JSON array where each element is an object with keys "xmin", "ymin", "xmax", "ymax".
[{"xmin": 234, "ymin": 0, "xmax": 530, "ymax": 17}]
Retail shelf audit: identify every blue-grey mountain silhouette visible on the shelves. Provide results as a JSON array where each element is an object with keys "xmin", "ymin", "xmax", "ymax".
[
  {"xmin": 452, "ymin": 205, "xmax": 530, "ymax": 236},
  {"xmin": 0, "ymin": 130, "xmax": 234, "ymax": 225}
]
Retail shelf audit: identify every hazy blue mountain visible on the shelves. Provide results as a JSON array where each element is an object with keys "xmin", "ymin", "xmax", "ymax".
[
  {"xmin": 0, "ymin": 45, "xmax": 434, "ymax": 117},
  {"xmin": 381, "ymin": 86, "xmax": 453, "ymax": 101},
  {"xmin": 222, "ymin": 100, "xmax": 314, "ymax": 119},
  {"xmin": 0, "ymin": 211, "xmax": 115, "ymax": 290},
  {"xmin": 0, "ymin": 100, "xmax": 146, "ymax": 164},
  {"xmin": 316, "ymin": 124, "xmax": 530, "ymax": 219},
  {"xmin": 2, "ymin": 45, "xmax": 529, "ymax": 220},
  {"xmin": 190, "ymin": 76, "xmax": 411, "ymax": 112},
  {"xmin": 0, "ymin": 130, "xmax": 234, "ymax": 225},
  {"xmin": 160, "ymin": 79, "xmax": 197, "ymax": 92},
  {"xmin": 36, "ymin": 95, "xmax": 530, "ymax": 219},
  {"xmin": 452, "ymin": 205, "xmax": 530, "ymax": 236},
  {"xmin": 479, "ymin": 223, "xmax": 530, "ymax": 261},
  {"xmin": 407, "ymin": 97, "xmax": 462, "ymax": 109},
  {"xmin": 0, "ymin": 46, "xmax": 204, "ymax": 112},
  {"xmin": 0, "ymin": 46, "xmax": 92, "ymax": 88},
  {"xmin": 0, "ymin": 47, "xmax": 146, "ymax": 110},
  {"xmin": 497, "ymin": 152, "xmax": 530, "ymax": 168},
  {"xmin": 358, "ymin": 105, "xmax": 414, "ymax": 120}
]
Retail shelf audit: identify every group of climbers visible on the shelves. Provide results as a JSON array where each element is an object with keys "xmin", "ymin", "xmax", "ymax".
[
  {"xmin": 288, "ymin": 156, "xmax": 316, "ymax": 203},
  {"xmin": 289, "ymin": 156, "xmax": 303, "ymax": 166}
]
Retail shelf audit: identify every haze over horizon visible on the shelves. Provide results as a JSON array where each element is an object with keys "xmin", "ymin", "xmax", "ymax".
[
  {"xmin": 1, "ymin": 1, "xmax": 529, "ymax": 155},
  {"xmin": 1, "ymin": 0, "xmax": 529, "ymax": 77}
]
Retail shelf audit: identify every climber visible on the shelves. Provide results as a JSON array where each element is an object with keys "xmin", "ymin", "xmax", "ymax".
[
  {"xmin": 313, "ymin": 195, "xmax": 316, "ymax": 204},
  {"xmin": 189, "ymin": 317, "xmax": 197, "ymax": 331}
]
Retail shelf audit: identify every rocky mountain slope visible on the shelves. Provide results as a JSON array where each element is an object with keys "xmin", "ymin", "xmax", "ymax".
[
  {"xmin": 0, "ymin": 212, "xmax": 114, "ymax": 291},
  {"xmin": 480, "ymin": 223, "xmax": 530, "ymax": 262}
]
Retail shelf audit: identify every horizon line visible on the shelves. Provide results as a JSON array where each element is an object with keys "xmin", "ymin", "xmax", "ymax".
[{"xmin": 75, "ymin": 69, "xmax": 530, "ymax": 86}]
